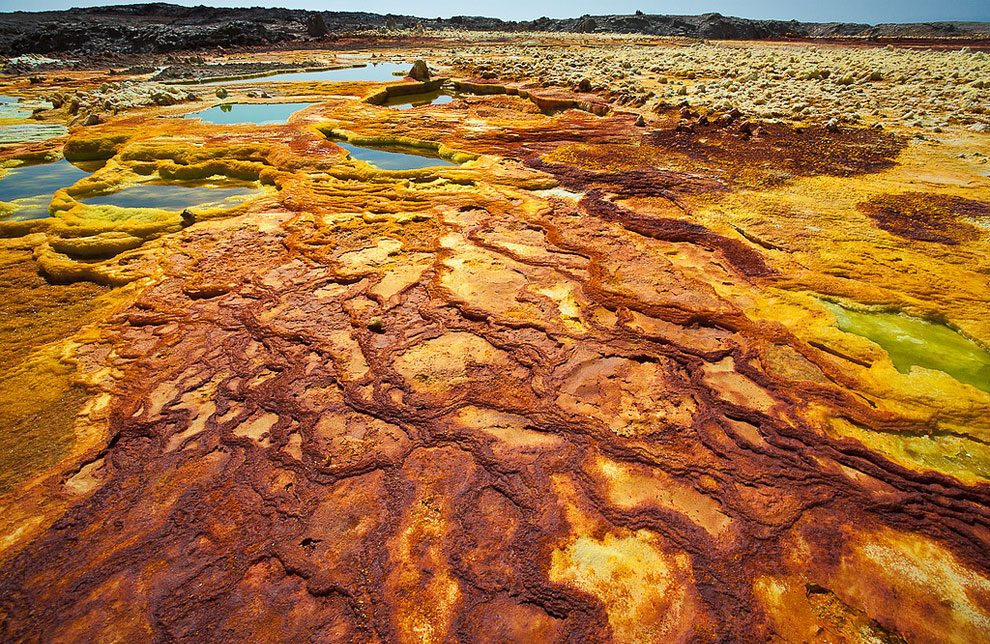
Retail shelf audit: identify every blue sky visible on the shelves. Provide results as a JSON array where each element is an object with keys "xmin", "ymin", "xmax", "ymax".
[{"xmin": 1, "ymin": 0, "xmax": 987, "ymax": 23}]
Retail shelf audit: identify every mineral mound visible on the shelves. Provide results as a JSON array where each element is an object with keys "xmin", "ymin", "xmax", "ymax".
[{"xmin": 1, "ymin": 15, "xmax": 990, "ymax": 644}]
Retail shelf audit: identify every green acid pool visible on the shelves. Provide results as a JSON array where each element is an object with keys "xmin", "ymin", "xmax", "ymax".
[{"xmin": 824, "ymin": 301, "xmax": 990, "ymax": 392}]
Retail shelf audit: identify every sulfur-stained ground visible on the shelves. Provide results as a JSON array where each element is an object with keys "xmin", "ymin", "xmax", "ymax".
[{"xmin": 1, "ymin": 36, "xmax": 989, "ymax": 643}]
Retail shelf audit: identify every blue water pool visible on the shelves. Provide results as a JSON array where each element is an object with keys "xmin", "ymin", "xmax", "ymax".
[
  {"xmin": 184, "ymin": 102, "xmax": 317, "ymax": 125},
  {"xmin": 334, "ymin": 141, "xmax": 457, "ymax": 171}
]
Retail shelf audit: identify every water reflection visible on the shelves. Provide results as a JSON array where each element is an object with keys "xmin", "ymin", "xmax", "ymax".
[
  {"xmin": 334, "ymin": 141, "xmax": 457, "ymax": 171},
  {"xmin": 0, "ymin": 159, "xmax": 100, "ymax": 221},
  {"xmin": 384, "ymin": 92, "xmax": 455, "ymax": 109},
  {"xmin": 184, "ymin": 102, "xmax": 316, "ymax": 125},
  {"xmin": 203, "ymin": 63, "xmax": 408, "ymax": 85},
  {"xmin": 79, "ymin": 182, "xmax": 259, "ymax": 211}
]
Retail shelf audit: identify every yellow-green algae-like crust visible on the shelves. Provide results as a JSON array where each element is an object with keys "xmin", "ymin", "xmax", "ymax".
[{"xmin": 0, "ymin": 41, "xmax": 989, "ymax": 644}]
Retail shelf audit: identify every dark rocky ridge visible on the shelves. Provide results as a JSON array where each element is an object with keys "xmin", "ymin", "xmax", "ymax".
[{"xmin": 0, "ymin": 3, "xmax": 987, "ymax": 56}]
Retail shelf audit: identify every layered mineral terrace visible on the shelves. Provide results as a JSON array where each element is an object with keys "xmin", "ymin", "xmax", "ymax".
[{"xmin": 1, "ymin": 31, "xmax": 990, "ymax": 643}]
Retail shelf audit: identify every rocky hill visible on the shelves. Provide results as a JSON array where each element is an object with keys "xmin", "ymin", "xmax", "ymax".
[{"xmin": 0, "ymin": 3, "xmax": 987, "ymax": 56}]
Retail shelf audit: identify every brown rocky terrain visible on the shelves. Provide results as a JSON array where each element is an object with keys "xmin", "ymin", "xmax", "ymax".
[{"xmin": 0, "ymin": 4, "xmax": 988, "ymax": 58}]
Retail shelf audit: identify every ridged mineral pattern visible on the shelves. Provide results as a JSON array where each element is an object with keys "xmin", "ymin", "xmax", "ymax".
[{"xmin": 1, "ymin": 41, "xmax": 989, "ymax": 644}]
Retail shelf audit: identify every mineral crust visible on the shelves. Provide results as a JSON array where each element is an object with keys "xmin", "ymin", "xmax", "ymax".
[{"xmin": 0, "ymin": 32, "xmax": 989, "ymax": 644}]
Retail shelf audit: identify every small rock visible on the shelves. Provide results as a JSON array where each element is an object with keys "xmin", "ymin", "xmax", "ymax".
[
  {"xmin": 153, "ymin": 93, "xmax": 176, "ymax": 106},
  {"xmin": 825, "ymin": 118, "xmax": 840, "ymax": 132},
  {"xmin": 215, "ymin": 88, "xmax": 228, "ymax": 99},
  {"xmin": 409, "ymin": 60, "xmax": 431, "ymax": 82},
  {"xmin": 634, "ymin": 114, "xmax": 646, "ymax": 127},
  {"xmin": 367, "ymin": 316, "xmax": 385, "ymax": 333}
]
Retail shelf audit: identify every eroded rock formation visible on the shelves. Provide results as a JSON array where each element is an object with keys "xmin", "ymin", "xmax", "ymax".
[{"xmin": 0, "ymin": 37, "xmax": 989, "ymax": 643}]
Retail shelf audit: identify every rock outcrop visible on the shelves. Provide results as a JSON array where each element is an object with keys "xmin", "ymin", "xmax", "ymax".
[
  {"xmin": 305, "ymin": 11, "xmax": 328, "ymax": 37},
  {"xmin": 0, "ymin": 5, "xmax": 987, "ymax": 56},
  {"xmin": 408, "ymin": 59, "xmax": 430, "ymax": 81}
]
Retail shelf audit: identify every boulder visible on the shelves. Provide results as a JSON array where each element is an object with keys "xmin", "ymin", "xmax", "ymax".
[
  {"xmin": 408, "ymin": 60, "xmax": 431, "ymax": 81},
  {"xmin": 577, "ymin": 16, "xmax": 597, "ymax": 32},
  {"xmin": 306, "ymin": 13, "xmax": 328, "ymax": 37}
]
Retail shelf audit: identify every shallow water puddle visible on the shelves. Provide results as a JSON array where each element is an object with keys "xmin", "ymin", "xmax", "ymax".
[
  {"xmin": 0, "ymin": 124, "xmax": 68, "ymax": 144},
  {"xmin": 0, "ymin": 95, "xmax": 66, "ymax": 143},
  {"xmin": 384, "ymin": 91, "xmax": 455, "ymax": 109},
  {"xmin": 0, "ymin": 159, "xmax": 100, "ymax": 220},
  {"xmin": 335, "ymin": 141, "xmax": 457, "ymax": 171},
  {"xmin": 0, "ymin": 94, "xmax": 27, "ymax": 116},
  {"xmin": 184, "ymin": 102, "xmax": 316, "ymax": 125},
  {"xmin": 825, "ymin": 301, "xmax": 990, "ymax": 392},
  {"xmin": 79, "ymin": 182, "xmax": 259, "ymax": 211},
  {"xmin": 203, "ymin": 63, "xmax": 408, "ymax": 85}
]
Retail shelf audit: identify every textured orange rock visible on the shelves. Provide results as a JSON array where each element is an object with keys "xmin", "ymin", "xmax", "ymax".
[{"xmin": 1, "ymin": 42, "xmax": 989, "ymax": 643}]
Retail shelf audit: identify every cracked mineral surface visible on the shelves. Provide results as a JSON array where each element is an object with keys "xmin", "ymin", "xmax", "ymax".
[{"xmin": 1, "ymin": 31, "xmax": 990, "ymax": 644}]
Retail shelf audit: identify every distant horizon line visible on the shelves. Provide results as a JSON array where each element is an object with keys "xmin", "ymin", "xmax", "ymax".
[{"xmin": 1, "ymin": 3, "xmax": 987, "ymax": 25}]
